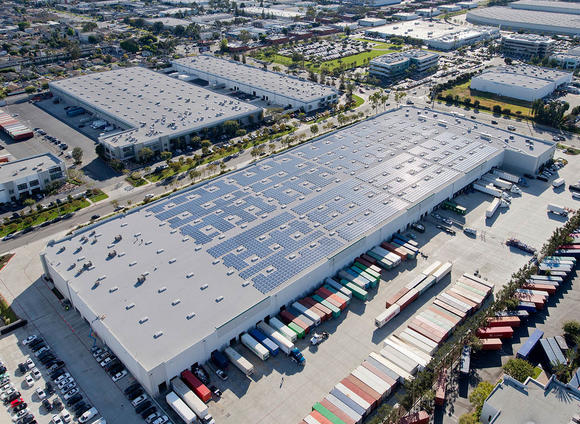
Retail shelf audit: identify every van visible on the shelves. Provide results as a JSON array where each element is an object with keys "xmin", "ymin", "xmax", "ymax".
[{"xmin": 79, "ymin": 407, "xmax": 98, "ymax": 423}]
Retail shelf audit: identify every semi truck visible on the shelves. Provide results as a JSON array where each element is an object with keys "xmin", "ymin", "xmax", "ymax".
[
  {"xmin": 547, "ymin": 203, "xmax": 568, "ymax": 217},
  {"xmin": 166, "ymin": 391, "xmax": 197, "ymax": 424},
  {"xmin": 181, "ymin": 370, "xmax": 211, "ymax": 403},
  {"xmin": 553, "ymin": 178, "xmax": 565, "ymax": 188},
  {"xmin": 474, "ymin": 182, "xmax": 502, "ymax": 198},
  {"xmin": 224, "ymin": 346, "xmax": 254, "ymax": 376},
  {"xmin": 241, "ymin": 333, "xmax": 270, "ymax": 361},
  {"xmin": 492, "ymin": 169, "xmax": 519, "ymax": 184},
  {"xmin": 486, "ymin": 198, "xmax": 500, "ymax": 218},
  {"xmin": 171, "ymin": 378, "xmax": 215, "ymax": 424}
]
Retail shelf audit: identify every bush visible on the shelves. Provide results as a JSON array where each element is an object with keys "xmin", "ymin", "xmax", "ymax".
[
  {"xmin": 503, "ymin": 358, "xmax": 535, "ymax": 382},
  {"xmin": 492, "ymin": 105, "xmax": 502, "ymax": 114},
  {"xmin": 469, "ymin": 381, "xmax": 494, "ymax": 419}
]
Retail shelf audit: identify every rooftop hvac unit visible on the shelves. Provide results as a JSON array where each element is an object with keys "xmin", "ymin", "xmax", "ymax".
[
  {"xmin": 107, "ymin": 250, "xmax": 117, "ymax": 259},
  {"xmin": 83, "ymin": 261, "xmax": 92, "ymax": 269},
  {"xmin": 137, "ymin": 274, "xmax": 146, "ymax": 284}
]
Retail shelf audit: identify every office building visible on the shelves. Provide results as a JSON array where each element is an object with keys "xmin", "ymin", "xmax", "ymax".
[
  {"xmin": 171, "ymin": 55, "xmax": 339, "ymax": 112},
  {"xmin": 470, "ymin": 65, "xmax": 573, "ymax": 101},
  {"xmin": 49, "ymin": 67, "xmax": 262, "ymax": 161},
  {"xmin": 427, "ymin": 27, "xmax": 500, "ymax": 51},
  {"xmin": 550, "ymin": 46, "xmax": 580, "ymax": 70},
  {"xmin": 41, "ymin": 107, "xmax": 554, "ymax": 396},
  {"xmin": 501, "ymin": 34, "xmax": 555, "ymax": 59},
  {"xmin": 370, "ymin": 49, "xmax": 439, "ymax": 80}
]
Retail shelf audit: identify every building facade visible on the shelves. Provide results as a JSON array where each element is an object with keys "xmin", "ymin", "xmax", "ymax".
[
  {"xmin": 501, "ymin": 34, "xmax": 555, "ymax": 59},
  {"xmin": 0, "ymin": 153, "xmax": 66, "ymax": 203},
  {"xmin": 370, "ymin": 49, "xmax": 439, "ymax": 80},
  {"xmin": 427, "ymin": 27, "xmax": 500, "ymax": 51},
  {"xmin": 550, "ymin": 46, "xmax": 580, "ymax": 70}
]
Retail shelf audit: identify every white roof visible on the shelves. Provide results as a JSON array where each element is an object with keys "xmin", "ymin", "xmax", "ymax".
[
  {"xmin": 49, "ymin": 67, "xmax": 261, "ymax": 148},
  {"xmin": 43, "ymin": 107, "xmax": 553, "ymax": 372},
  {"xmin": 172, "ymin": 55, "xmax": 339, "ymax": 103},
  {"xmin": 0, "ymin": 153, "xmax": 63, "ymax": 182},
  {"xmin": 473, "ymin": 65, "xmax": 572, "ymax": 89}
]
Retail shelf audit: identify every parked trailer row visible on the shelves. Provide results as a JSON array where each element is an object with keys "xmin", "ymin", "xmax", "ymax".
[
  {"xmin": 474, "ymin": 182, "xmax": 503, "ymax": 198},
  {"xmin": 492, "ymin": 168, "xmax": 520, "ymax": 184},
  {"xmin": 171, "ymin": 377, "xmax": 215, "ymax": 424},
  {"xmin": 165, "ymin": 391, "xmax": 197, "ymax": 424},
  {"xmin": 224, "ymin": 346, "xmax": 255, "ymax": 376}
]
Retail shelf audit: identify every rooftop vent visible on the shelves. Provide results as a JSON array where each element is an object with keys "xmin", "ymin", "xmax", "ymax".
[
  {"xmin": 137, "ymin": 274, "xmax": 146, "ymax": 284},
  {"xmin": 158, "ymin": 287, "xmax": 167, "ymax": 293},
  {"xmin": 109, "ymin": 286, "xmax": 118, "ymax": 293},
  {"xmin": 139, "ymin": 317, "xmax": 149, "ymax": 324},
  {"xmin": 216, "ymin": 296, "xmax": 224, "ymax": 303},
  {"xmin": 201, "ymin": 284, "xmax": 208, "ymax": 290},
  {"xmin": 186, "ymin": 312, "xmax": 196, "ymax": 320},
  {"xmin": 153, "ymin": 331, "xmax": 163, "ymax": 339},
  {"xmin": 126, "ymin": 303, "xmax": 135, "ymax": 310},
  {"xmin": 171, "ymin": 299, "xmax": 181, "ymax": 306}
]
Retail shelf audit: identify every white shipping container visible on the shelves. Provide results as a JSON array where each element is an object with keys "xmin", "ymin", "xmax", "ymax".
[
  {"xmin": 165, "ymin": 391, "xmax": 197, "ymax": 424},
  {"xmin": 403, "ymin": 328, "xmax": 439, "ymax": 350},
  {"xmin": 335, "ymin": 383, "xmax": 371, "ymax": 413},
  {"xmin": 375, "ymin": 352, "xmax": 414, "ymax": 382},
  {"xmin": 433, "ymin": 262, "xmax": 452, "ymax": 282},
  {"xmin": 325, "ymin": 395, "xmax": 363, "ymax": 424},
  {"xmin": 386, "ymin": 337, "xmax": 431, "ymax": 366},
  {"xmin": 380, "ymin": 346, "xmax": 419, "ymax": 374},
  {"xmin": 486, "ymin": 198, "xmax": 500, "ymax": 218},
  {"xmin": 224, "ymin": 346, "xmax": 255, "ymax": 376},
  {"xmin": 330, "ymin": 385, "xmax": 367, "ymax": 416},
  {"xmin": 352, "ymin": 367, "xmax": 388, "ymax": 396},
  {"xmin": 355, "ymin": 365, "xmax": 391, "ymax": 392},
  {"xmin": 397, "ymin": 331, "xmax": 436, "ymax": 355},
  {"xmin": 292, "ymin": 302, "xmax": 321, "ymax": 326},
  {"xmin": 367, "ymin": 354, "xmax": 402, "ymax": 382},
  {"xmin": 415, "ymin": 275, "xmax": 437, "ymax": 295},
  {"xmin": 269, "ymin": 317, "xmax": 297, "ymax": 342},
  {"xmin": 422, "ymin": 261, "xmax": 442, "ymax": 276},
  {"xmin": 462, "ymin": 273, "xmax": 495, "ymax": 289},
  {"xmin": 257, "ymin": 322, "xmax": 294, "ymax": 355},
  {"xmin": 241, "ymin": 333, "xmax": 269, "ymax": 361},
  {"xmin": 385, "ymin": 251, "xmax": 401, "ymax": 266},
  {"xmin": 375, "ymin": 304, "xmax": 401, "ymax": 328},
  {"xmin": 304, "ymin": 415, "xmax": 322, "ymax": 424},
  {"xmin": 493, "ymin": 169, "xmax": 520, "ymax": 183},
  {"xmin": 437, "ymin": 293, "xmax": 472, "ymax": 313},
  {"xmin": 405, "ymin": 274, "xmax": 427, "ymax": 291}
]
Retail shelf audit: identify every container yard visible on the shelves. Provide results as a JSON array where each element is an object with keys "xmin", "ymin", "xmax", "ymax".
[{"xmin": 0, "ymin": 108, "xmax": 34, "ymax": 140}]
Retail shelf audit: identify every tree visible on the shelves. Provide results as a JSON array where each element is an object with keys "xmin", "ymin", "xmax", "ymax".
[
  {"xmin": 469, "ymin": 381, "xmax": 494, "ymax": 419},
  {"xmin": 17, "ymin": 22, "xmax": 30, "ymax": 32},
  {"xmin": 139, "ymin": 147, "xmax": 154, "ymax": 163},
  {"xmin": 239, "ymin": 30, "xmax": 252, "ymax": 45},
  {"xmin": 152, "ymin": 21, "xmax": 164, "ymax": 34},
  {"xmin": 220, "ymin": 38, "xmax": 228, "ymax": 53},
  {"xmin": 160, "ymin": 151, "xmax": 172, "ymax": 162},
  {"xmin": 174, "ymin": 25, "xmax": 185, "ymax": 37},
  {"xmin": 223, "ymin": 120, "xmax": 240, "ymax": 136},
  {"xmin": 82, "ymin": 22, "xmax": 98, "ymax": 32},
  {"xmin": 503, "ymin": 358, "xmax": 535, "ymax": 382},
  {"xmin": 25, "ymin": 86, "xmax": 36, "ymax": 94},
  {"xmin": 458, "ymin": 413, "xmax": 479, "ymax": 424},
  {"xmin": 310, "ymin": 124, "xmax": 319, "ymax": 135},
  {"xmin": 473, "ymin": 99, "xmax": 480, "ymax": 109},
  {"xmin": 563, "ymin": 320, "xmax": 580, "ymax": 344},
  {"xmin": 504, "ymin": 57, "xmax": 513, "ymax": 65},
  {"xmin": 23, "ymin": 198, "xmax": 35, "ymax": 213},
  {"xmin": 492, "ymin": 105, "xmax": 502, "ymax": 114},
  {"xmin": 120, "ymin": 38, "xmax": 139, "ymax": 53},
  {"xmin": 95, "ymin": 144, "xmax": 105, "ymax": 158},
  {"xmin": 71, "ymin": 147, "xmax": 83, "ymax": 165}
]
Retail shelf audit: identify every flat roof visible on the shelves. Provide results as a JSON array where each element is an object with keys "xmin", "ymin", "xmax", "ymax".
[
  {"xmin": 144, "ymin": 17, "xmax": 191, "ymax": 27},
  {"xmin": 365, "ymin": 19, "xmax": 497, "ymax": 41},
  {"xmin": 49, "ymin": 67, "xmax": 261, "ymax": 148},
  {"xmin": 172, "ymin": 55, "xmax": 338, "ymax": 103},
  {"xmin": 467, "ymin": 7, "xmax": 580, "ymax": 34},
  {"xmin": 481, "ymin": 376, "xmax": 580, "ymax": 424},
  {"xmin": 42, "ymin": 107, "xmax": 553, "ymax": 371},
  {"xmin": 510, "ymin": 0, "xmax": 580, "ymax": 14},
  {"xmin": 501, "ymin": 33, "xmax": 554, "ymax": 43},
  {"xmin": 371, "ymin": 49, "xmax": 438, "ymax": 66},
  {"xmin": 0, "ymin": 153, "xmax": 64, "ymax": 182},
  {"xmin": 473, "ymin": 65, "xmax": 572, "ymax": 89}
]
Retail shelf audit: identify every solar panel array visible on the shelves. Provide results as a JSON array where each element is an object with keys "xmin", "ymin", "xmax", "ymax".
[{"xmin": 144, "ymin": 108, "xmax": 501, "ymax": 294}]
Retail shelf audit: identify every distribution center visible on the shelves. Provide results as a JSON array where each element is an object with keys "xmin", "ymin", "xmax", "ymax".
[{"xmin": 41, "ymin": 107, "xmax": 555, "ymax": 396}]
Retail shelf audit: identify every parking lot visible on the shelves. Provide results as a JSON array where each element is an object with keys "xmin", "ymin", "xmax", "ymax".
[{"xmin": 200, "ymin": 152, "xmax": 580, "ymax": 424}]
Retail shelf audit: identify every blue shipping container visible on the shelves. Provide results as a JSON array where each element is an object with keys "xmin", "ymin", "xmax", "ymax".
[{"xmin": 517, "ymin": 329, "xmax": 544, "ymax": 359}]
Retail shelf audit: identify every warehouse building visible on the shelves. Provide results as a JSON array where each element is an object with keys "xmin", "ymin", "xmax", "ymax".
[
  {"xmin": 49, "ymin": 67, "xmax": 262, "ymax": 161},
  {"xmin": 551, "ymin": 46, "xmax": 580, "ymax": 70},
  {"xmin": 427, "ymin": 27, "xmax": 500, "ymax": 51},
  {"xmin": 509, "ymin": 0, "xmax": 580, "ymax": 15},
  {"xmin": 41, "ymin": 107, "xmax": 554, "ymax": 396},
  {"xmin": 501, "ymin": 34, "xmax": 555, "ymax": 59},
  {"xmin": 0, "ymin": 153, "xmax": 66, "ymax": 203},
  {"xmin": 467, "ymin": 7, "xmax": 580, "ymax": 36},
  {"xmin": 171, "ymin": 55, "xmax": 339, "ymax": 112},
  {"xmin": 470, "ymin": 65, "xmax": 573, "ymax": 101},
  {"xmin": 370, "ymin": 49, "xmax": 439, "ymax": 80}
]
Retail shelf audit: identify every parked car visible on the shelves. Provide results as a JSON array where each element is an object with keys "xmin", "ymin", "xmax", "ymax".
[
  {"xmin": 140, "ymin": 406, "xmax": 156, "ymax": 419},
  {"xmin": 18, "ymin": 364, "xmax": 27, "ymax": 374},
  {"xmin": 152, "ymin": 416, "xmax": 169, "ymax": 424},
  {"xmin": 124, "ymin": 383, "xmax": 141, "ymax": 395},
  {"xmin": 25, "ymin": 375, "xmax": 34, "ymax": 388},
  {"xmin": 60, "ymin": 410, "xmax": 71, "ymax": 423},
  {"xmin": 51, "ymin": 415, "xmax": 63, "ymax": 424},
  {"xmin": 42, "ymin": 399, "xmax": 52, "ymax": 412},
  {"xmin": 111, "ymin": 370, "xmax": 127, "ymax": 382},
  {"xmin": 65, "ymin": 394, "xmax": 82, "ymax": 407},
  {"xmin": 57, "ymin": 377, "xmax": 73, "ymax": 389},
  {"xmin": 31, "ymin": 368, "xmax": 41, "ymax": 380},
  {"xmin": 79, "ymin": 407, "xmax": 98, "ymax": 423},
  {"xmin": 60, "ymin": 383, "xmax": 76, "ymax": 394},
  {"xmin": 50, "ymin": 369, "xmax": 66, "ymax": 381},
  {"xmin": 127, "ymin": 388, "xmax": 144, "ymax": 401},
  {"xmin": 135, "ymin": 400, "xmax": 152, "ymax": 414},
  {"xmin": 54, "ymin": 374, "xmax": 70, "ymax": 385},
  {"xmin": 21, "ymin": 336, "xmax": 38, "ymax": 346},
  {"xmin": 131, "ymin": 395, "xmax": 148, "ymax": 407},
  {"xmin": 35, "ymin": 388, "xmax": 46, "ymax": 400},
  {"xmin": 63, "ymin": 388, "xmax": 79, "ymax": 400},
  {"xmin": 12, "ymin": 409, "xmax": 29, "ymax": 422},
  {"xmin": 52, "ymin": 398, "xmax": 63, "ymax": 410}
]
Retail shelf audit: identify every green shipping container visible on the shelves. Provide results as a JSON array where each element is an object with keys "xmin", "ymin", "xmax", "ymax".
[
  {"xmin": 312, "ymin": 403, "xmax": 346, "ymax": 424},
  {"xmin": 312, "ymin": 294, "xmax": 341, "ymax": 318},
  {"xmin": 340, "ymin": 279, "xmax": 368, "ymax": 301},
  {"xmin": 353, "ymin": 262, "xmax": 381, "ymax": 281},
  {"xmin": 287, "ymin": 322, "xmax": 305, "ymax": 339},
  {"xmin": 456, "ymin": 282, "xmax": 486, "ymax": 297},
  {"xmin": 366, "ymin": 251, "xmax": 394, "ymax": 269},
  {"xmin": 323, "ymin": 284, "xmax": 351, "ymax": 305},
  {"xmin": 350, "ymin": 266, "xmax": 378, "ymax": 287}
]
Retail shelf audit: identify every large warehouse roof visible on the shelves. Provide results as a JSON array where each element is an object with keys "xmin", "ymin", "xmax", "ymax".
[
  {"xmin": 510, "ymin": 0, "xmax": 580, "ymax": 15},
  {"xmin": 49, "ymin": 67, "xmax": 261, "ymax": 148},
  {"xmin": 467, "ymin": 7, "xmax": 580, "ymax": 35},
  {"xmin": 42, "ymin": 107, "xmax": 553, "ymax": 371},
  {"xmin": 474, "ymin": 65, "xmax": 572, "ymax": 89},
  {"xmin": 171, "ymin": 55, "xmax": 338, "ymax": 103}
]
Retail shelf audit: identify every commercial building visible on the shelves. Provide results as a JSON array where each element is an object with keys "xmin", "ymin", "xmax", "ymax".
[
  {"xmin": 467, "ymin": 7, "xmax": 580, "ymax": 36},
  {"xmin": 0, "ymin": 153, "xmax": 66, "ymax": 203},
  {"xmin": 343, "ymin": 0, "xmax": 401, "ymax": 5},
  {"xmin": 501, "ymin": 34, "xmax": 555, "ymax": 59},
  {"xmin": 427, "ymin": 27, "xmax": 500, "ymax": 51},
  {"xmin": 49, "ymin": 67, "xmax": 262, "ymax": 162},
  {"xmin": 551, "ymin": 46, "xmax": 580, "ymax": 70},
  {"xmin": 41, "ymin": 107, "xmax": 554, "ymax": 396},
  {"xmin": 171, "ymin": 55, "xmax": 339, "ymax": 112},
  {"xmin": 509, "ymin": 0, "xmax": 580, "ymax": 15},
  {"xmin": 470, "ymin": 65, "xmax": 573, "ymax": 101},
  {"xmin": 393, "ymin": 12, "xmax": 419, "ymax": 21},
  {"xmin": 370, "ymin": 49, "xmax": 439, "ymax": 80},
  {"xmin": 144, "ymin": 17, "xmax": 191, "ymax": 28},
  {"xmin": 358, "ymin": 17, "xmax": 387, "ymax": 27},
  {"xmin": 481, "ymin": 375, "xmax": 580, "ymax": 424},
  {"xmin": 457, "ymin": 2, "xmax": 479, "ymax": 10},
  {"xmin": 438, "ymin": 4, "xmax": 461, "ymax": 13}
]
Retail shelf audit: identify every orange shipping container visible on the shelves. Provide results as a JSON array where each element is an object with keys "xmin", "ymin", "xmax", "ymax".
[{"xmin": 486, "ymin": 316, "xmax": 520, "ymax": 328}]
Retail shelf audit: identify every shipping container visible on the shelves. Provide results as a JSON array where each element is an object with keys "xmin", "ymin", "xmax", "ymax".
[
  {"xmin": 547, "ymin": 338, "xmax": 567, "ymax": 365},
  {"xmin": 303, "ymin": 297, "xmax": 333, "ymax": 320},
  {"xmin": 380, "ymin": 242, "xmax": 407, "ymax": 261},
  {"xmin": 339, "ymin": 270, "xmax": 371, "ymax": 290},
  {"xmin": 355, "ymin": 364, "xmax": 392, "ymax": 393},
  {"xmin": 522, "ymin": 283, "xmax": 556, "ymax": 295},
  {"xmin": 350, "ymin": 369, "xmax": 387, "ymax": 400},
  {"xmin": 402, "ymin": 328, "xmax": 439, "ymax": 351},
  {"xmin": 395, "ymin": 288, "xmax": 419, "ymax": 311},
  {"xmin": 486, "ymin": 316, "xmax": 520, "ymax": 328},
  {"xmin": 380, "ymin": 346, "xmax": 418, "ymax": 374},
  {"xmin": 257, "ymin": 321, "xmax": 295, "ymax": 355},
  {"xmin": 422, "ymin": 261, "xmax": 442, "ymax": 277},
  {"xmin": 288, "ymin": 306, "xmax": 316, "ymax": 329},
  {"xmin": 345, "ymin": 268, "xmax": 376, "ymax": 289},
  {"xmin": 269, "ymin": 317, "xmax": 298, "ymax": 342},
  {"xmin": 474, "ymin": 182, "xmax": 503, "ymax": 197},
  {"xmin": 386, "ymin": 288, "xmax": 410, "ymax": 308},
  {"xmin": 360, "ymin": 361, "xmax": 397, "ymax": 392},
  {"xmin": 325, "ymin": 278, "xmax": 353, "ymax": 300},
  {"xmin": 517, "ymin": 301, "xmax": 537, "ymax": 312},
  {"xmin": 224, "ymin": 346, "xmax": 254, "ymax": 376},
  {"xmin": 516, "ymin": 288, "xmax": 549, "ymax": 299},
  {"xmin": 312, "ymin": 402, "xmax": 348, "ymax": 424},
  {"xmin": 241, "ymin": 333, "xmax": 270, "ymax": 361},
  {"xmin": 331, "ymin": 384, "xmax": 370, "ymax": 416},
  {"xmin": 352, "ymin": 262, "xmax": 381, "ymax": 281},
  {"xmin": 365, "ymin": 355, "xmax": 401, "ymax": 386},
  {"xmin": 399, "ymin": 411, "xmax": 429, "ymax": 424},
  {"xmin": 316, "ymin": 287, "xmax": 347, "ymax": 310},
  {"xmin": 480, "ymin": 338, "xmax": 502, "ymax": 350},
  {"xmin": 415, "ymin": 275, "xmax": 437, "ymax": 296},
  {"xmin": 462, "ymin": 273, "xmax": 495, "ymax": 289},
  {"xmin": 339, "ymin": 279, "xmax": 368, "ymax": 301},
  {"xmin": 375, "ymin": 304, "xmax": 401, "ymax": 328},
  {"xmin": 458, "ymin": 276, "xmax": 492, "ymax": 295},
  {"xmin": 449, "ymin": 286, "xmax": 483, "ymax": 306},
  {"xmin": 355, "ymin": 257, "xmax": 382, "ymax": 274},
  {"xmin": 320, "ymin": 398, "xmax": 357, "ymax": 424},
  {"xmin": 555, "ymin": 335, "xmax": 569, "ymax": 352},
  {"xmin": 181, "ymin": 369, "xmax": 212, "ymax": 403},
  {"xmin": 476, "ymin": 326, "xmax": 513, "ymax": 339},
  {"xmin": 312, "ymin": 294, "xmax": 341, "ymax": 317},
  {"xmin": 398, "ymin": 331, "xmax": 436, "ymax": 355},
  {"xmin": 298, "ymin": 299, "xmax": 326, "ymax": 322},
  {"xmin": 540, "ymin": 339, "xmax": 563, "ymax": 368},
  {"xmin": 304, "ymin": 413, "xmax": 326, "ymax": 424},
  {"xmin": 514, "ymin": 293, "xmax": 545, "ymax": 309},
  {"xmin": 374, "ymin": 352, "xmax": 414, "ymax": 383},
  {"xmin": 493, "ymin": 169, "xmax": 520, "ymax": 183},
  {"xmin": 345, "ymin": 375, "xmax": 381, "ymax": 403},
  {"xmin": 433, "ymin": 299, "xmax": 466, "ymax": 321},
  {"xmin": 405, "ymin": 274, "xmax": 427, "ymax": 291},
  {"xmin": 516, "ymin": 329, "xmax": 544, "ymax": 359},
  {"xmin": 417, "ymin": 312, "xmax": 453, "ymax": 333},
  {"xmin": 171, "ymin": 377, "xmax": 214, "ymax": 424},
  {"xmin": 323, "ymin": 284, "xmax": 351, "ymax": 305},
  {"xmin": 248, "ymin": 328, "xmax": 280, "ymax": 356},
  {"xmin": 408, "ymin": 321, "xmax": 444, "ymax": 345},
  {"xmin": 341, "ymin": 377, "xmax": 378, "ymax": 408},
  {"xmin": 435, "ymin": 369, "xmax": 447, "ymax": 406},
  {"xmin": 350, "ymin": 265, "xmax": 379, "ymax": 285},
  {"xmin": 280, "ymin": 309, "xmax": 309, "ymax": 335},
  {"xmin": 459, "ymin": 346, "xmax": 471, "ymax": 375},
  {"xmin": 292, "ymin": 302, "xmax": 322, "ymax": 326},
  {"xmin": 429, "ymin": 305, "xmax": 461, "ymax": 326},
  {"xmin": 165, "ymin": 391, "xmax": 197, "ymax": 424},
  {"xmin": 385, "ymin": 336, "xmax": 431, "ymax": 367},
  {"xmin": 324, "ymin": 395, "xmax": 362, "ymax": 424},
  {"xmin": 444, "ymin": 290, "xmax": 477, "ymax": 311},
  {"xmin": 367, "ymin": 250, "xmax": 396, "ymax": 269},
  {"xmin": 389, "ymin": 241, "xmax": 417, "ymax": 259},
  {"xmin": 437, "ymin": 293, "xmax": 472, "ymax": 314}
]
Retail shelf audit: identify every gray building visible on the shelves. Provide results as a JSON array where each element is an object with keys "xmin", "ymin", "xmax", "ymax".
[
  {"xmin": 172, "ymin": 55, "xmax": 339, "ymax": 112},
  {"xmin": 501, "ymin": 34, "xmax": 555, "ymax": 59},
  {"xmin": 0, "ymin": 153, "xmax": 66, "ymax": 203},
  {"xmin": 551, "ymin": 46, "xmax": 580, "ymax": 70},
  {"xmin": 49, "ymin": 67, "xmax": 263, "ymax": 161},
  {"xmin": 481, "ymin": 375, "xmax": 580, "ymax": 424},
  {"xmin": 370, "ymin": 49, "xmax": 439, "ymax": 80},
  {"xmin": 509, "ymin": 0, "xmax": 580, "ymax": 15},
  {"xmin": 40, "ymin": 107, "xmax": 554, "ymax": 397}
]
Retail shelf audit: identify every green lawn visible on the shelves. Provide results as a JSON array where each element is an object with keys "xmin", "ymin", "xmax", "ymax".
[
  {"xmin": 442, "ymin": 81, "xmax": 533, "ymax": 117},
  {"xmin": 351, "ymin": 94, "xmax": 365, "ymax": 108},
  {"xmin": 89, "ymin": 191, "xmax": 108, "ymax": 203},
  {"xmin": 0, "ymin": 254, "xmax": 13, "ymax": 271},
  {"xmin": 0, "ymin": 293, "xmax": 19, "ymax": 324},
  {"xmin": 126, "ymin": 175, "xmax": 148, "ymax": 187},
  {"xmin": 532, "ymin": 366, "xmax": 542, "ymax": 379},
  {"xmin": 353, "ymin": 38, "xmax": 402, "ymax": 50}
]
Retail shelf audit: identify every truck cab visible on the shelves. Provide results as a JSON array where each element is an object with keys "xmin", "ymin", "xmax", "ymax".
[{"xmin": 290, "ymin": 348, "xmax": 305, "ymax": 366}]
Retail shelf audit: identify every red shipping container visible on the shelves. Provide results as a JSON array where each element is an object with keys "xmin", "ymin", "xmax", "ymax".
[
  {"xmin": 280, "ymin": 310, "xmax": 310, "ymax": 334},
  {"xmin": 320, "ymin": 399, "xmax": 356, "ymax": 424},
  {"xmin": 303, "ymin": 297, "xmax": 332, "ymax": 320},
  {"xmin": 310, "ymin": 410, "xmax": 333, "ymax": 424},
  {"xmin": 395, "ymin": 289, "xmax": 419, "ymax": 311},
  {"xmin": 450, "ymin": 286, "xmax": 483, "ymax": 307},
  {"xmin": 558, "ymin": 245, "xmax": 580, "ymax": 250},
  {"xmin": 386, "ymin": 288, "xmax": 410, "ymax": 308},
  {"xmin": 180, "ymin": 369, "xmax": 211, "ymax": 403},
  {"xmin": 381, "ymin": 242, "xmax": 408, "ymax": 260},
  {"xmin": 361, "ymin": 360, "xmax": 397, "ymax": 391},
  {"xmin": 476, "ymin": 326, "xmax": 513, "ymax": 339},
  {"xmin": 399, "ymin": 410, "xmax": 429, "ymax": 424},
  {"xmin": 514, "ymin": 293, "xmax": 545, "ymax": 310},
  {"xmin": 356, "ymin": 257, "xmax": 375, "ymax": 270},
  {"xmin": 522, "ymin": 283, "xmax": 556, "ymax": 295},
  {"xmin": 435, "ymin": 369, "xmax": 447, "ymax": 406},
  {"xmin": 481, "ymin": 338, "xmax": 502, "ymax": 350},
  {"xmin": 433, "ymin": 299, "xmax": 466, "ymax": 321},
  {"xmin": 408, "ymin": 320, "xmax": 445, "ymax": 344},
  {"xmin": 315, "ymin": 287, "xmax": 346, "ymax": 310},
  {"xmin": 345, "ymin": 375, "xmax": 381, "ymax": 402},
  {"xmin": 486, "ymin": 316, "xmax": 520, "ymax": 328},
  {"xmin": 458, "ymin": 277, "xmax": 492, "ymax": 297},
  {"xmin": 428, "ymin": 306, "xmax": 460, "ymax": 326},
  {"xmin": 361, "ymin": 254, "xmax": 379, "ymax": 266},
  {"xmin": 298, "ymin": 299, "xmax": 325, "ymax": 321},
  {"xmin": 341, "ymin": 377, "xmax": 378, "ymax": 407},
  {"xmin": 445, "ymin": 290, "xmax": 477, "ymax": 310}
]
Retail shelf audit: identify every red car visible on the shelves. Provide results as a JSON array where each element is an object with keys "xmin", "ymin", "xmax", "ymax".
[{"xmin": 11, "ymin": 397, "xmax": 24, "ymax": 407}]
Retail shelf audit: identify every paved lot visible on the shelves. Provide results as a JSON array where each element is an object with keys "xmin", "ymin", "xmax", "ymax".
[{"xmin": 206, "ymin": 152, "xmax": 580, "ymax": 424}]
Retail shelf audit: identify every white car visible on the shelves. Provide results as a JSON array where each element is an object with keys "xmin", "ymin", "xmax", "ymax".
[
  {"xmin": 35, "ymin": 387, "xmax": 47, "ymax": 399},
  {"xmin": 22, "ymin": 335, "xmax": 38, "ymax": 346},
  {"xmin": 63, "ymin": 387, "xmax": 79, "ymax": 400},
  {"xmin": 35, "ymin": 347, "xmax": 49, "ymax": 357},
  {"xmin": 152, "ymin": 416, "xmax": 169, "ymax": 424},
  {"xmin": 60, "ymin": 382, "xmax": 76, "ymax": 394},
  {"xmin": 145, "ymin": 413, "xmax": 158, "ymax": 424},
  {"xmin": 100, "ymin": 357, "xmax": 113, "ymax": 367},
  {"xmin": 60, "ymin": 410, "xmax": 72, "ymax": 423},
  {"xmin": 12, "ymin": 409, "xmax": 29, "ymax": 422},
  {"xmin": 26, "ymin": 358, "xmax": 35, "ymax": 369},
  {"xmin": 57, "ymin": 377, "xmax": 74, "ymax": 390},
  {"xmin": 131, "ymin": 394, "xmax": 147, "ymax": 407},
  {"xmin": 79, "ymin": 407, "xmax": 98, "ymax": 423},
  {"xmin": 55, "ymin": 373, "xmax": 70, "ymax": 384},
  {"xmin": 31, "ymin": 367, "xmax": 41, "ymax": 380},
  {"xmin": 25, "ymin": 374, "xmax": 35, "ymax": 387},
  {"xmin": 112, "ymin": 370, "xmax": 127, "ymax": 382},
  {"xmin": 52, "ymin": 414, "xmax": 63, "ymax": 424}
]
